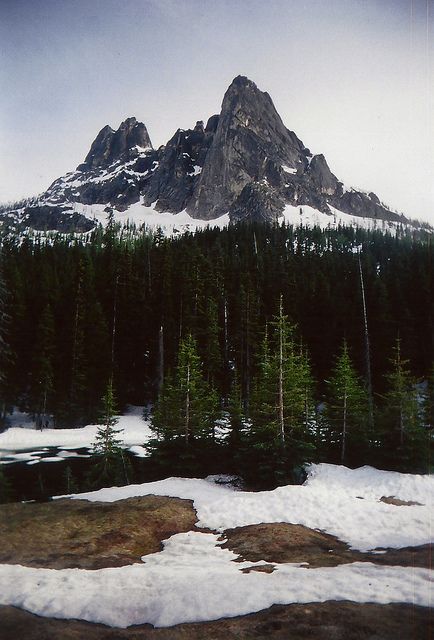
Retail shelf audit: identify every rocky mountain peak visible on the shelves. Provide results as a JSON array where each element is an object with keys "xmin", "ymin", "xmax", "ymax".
[
  {"xmin": 2, "ymin": 75, "xmax": 414, "ymax": 234},
  {"xmin": 186, "ymin": 76, "xmax": 307, "ymax": 220},
  {"xmin": 78, "ymin": 117, "xmax": 152, "ymax": 171}
]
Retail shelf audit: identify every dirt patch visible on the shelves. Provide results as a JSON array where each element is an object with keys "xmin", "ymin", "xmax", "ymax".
[
  {"xmin": 380, "ymin": 495, "xmax": 422, "ymax": 506},
  {"xmin": 0, "ymin": 602, "xmax": 431, "ymax": 639},
  {"xmin": 0, "ymin": 495, "xmax": 197, "ymax": 569},
  {"xmin": 241, "ymin": 563, "xmax": 276, "ymax": 574},
  {"xmin": 221, "ymin": 523, "xmax": 432, "ymax": 569}
]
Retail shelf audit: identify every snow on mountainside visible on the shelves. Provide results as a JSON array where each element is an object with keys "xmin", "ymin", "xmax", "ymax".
[{"xmin": 0, "ymin": 76, "xmax": 429, "ymax": 235}]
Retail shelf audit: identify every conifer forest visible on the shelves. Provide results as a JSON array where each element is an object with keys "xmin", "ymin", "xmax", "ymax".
[{"xmin": 0, "ymin": 221, "xmax": 433, "ymax": 488}]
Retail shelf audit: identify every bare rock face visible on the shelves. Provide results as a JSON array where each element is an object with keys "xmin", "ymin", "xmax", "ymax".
[
  {"xmin": 78, "ymin": 117, "xmax": 153, "ymax": 170},
  {"xmin": 230, "ymin": 181, "xmax": 285, "ymax": 224},
  {"xmin": 187, "ymin": 76, "xmax": 309, "ymax": 220}
]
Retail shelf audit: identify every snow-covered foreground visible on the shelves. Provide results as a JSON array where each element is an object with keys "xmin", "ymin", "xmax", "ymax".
[
  {"xmin": 0, "ymin": 464, "xmax": 432, "ymax": 628},
  {"xmin": 71, "ymin": 463, "xmax": 433, "ymax": 551},
  {"xmin": 0, "ymin": 534, "xmax": 430, "ymax": 628},
  {"xmin": 0, "ymin": 406, "xmax": 152, "ymax": 463}
]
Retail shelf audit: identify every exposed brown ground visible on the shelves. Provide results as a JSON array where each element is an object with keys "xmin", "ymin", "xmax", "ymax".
[
  {"xmin": 0, "ymin": 496, "xmax": 198, "ymax": 569},
  {"xmin": 380, "ymin": 495, "xmax": 423, "ymax": 506},
  {"xmin": 0, "ymin": 602, "xmax": 432, "ymax": 640},
  {"xmin": 221, "ymin": 522, "xmax": 432, "ymax": 569}
]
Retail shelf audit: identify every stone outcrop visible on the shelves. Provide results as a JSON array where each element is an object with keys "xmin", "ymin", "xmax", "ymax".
[{"xmin": 78, "ymin": 117, "xmax": 152, "ymax": 171}]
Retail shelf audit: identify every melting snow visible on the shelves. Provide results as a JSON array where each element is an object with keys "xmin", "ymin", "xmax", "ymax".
[
  {"xmin": 69, "ymin": 464, "xmax": 433, "ymax": 552},
  {"xmin": 0, "ymin": 534, "xmax": 430, "ymax": 628},
  {"xmin": 0, "ymin": 407, "xmax": 152, "ymax": 464},
  {"xmin": 0, "ymin": 464, "xmax": 431, "ymax": 627}
]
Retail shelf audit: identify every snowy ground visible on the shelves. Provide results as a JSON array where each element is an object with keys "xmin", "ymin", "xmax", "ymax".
[
  {"xmin": 0, "ymin": 406, "xmax": 152, "ymax": 464},
  {"xmin": 0, "ymin": 464, "xmax": 432, "ymax": 628}
]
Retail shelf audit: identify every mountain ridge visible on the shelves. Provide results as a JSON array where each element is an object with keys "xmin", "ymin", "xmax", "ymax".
[{"xmin": 0, "ymin": 76, "xmax": 422, "ymax": 234}]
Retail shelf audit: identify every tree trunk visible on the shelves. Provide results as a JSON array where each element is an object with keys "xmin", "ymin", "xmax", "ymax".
[
  {"xmin": 341, "ymin": 390, "xmax": 347, "ymax": 464},
  {"xmin": 358, "ymin": 251, "xmax": 374, "ymax": 429},
  {"xmin": 278, "ymin": 300, "xmax": 285, "ymax": 445},
  {"xmin": 185, "ymin": 363, "xmax": 190, "ymax": 446},
  {"xmin": 158, "ymin": 325, "xmax": 164, "ymax": 396}
]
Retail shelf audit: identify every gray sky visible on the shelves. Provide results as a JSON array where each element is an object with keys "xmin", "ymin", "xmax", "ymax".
[{"xmin": 1, "ymin": 0, "xmax": 433, "ymax": 222}]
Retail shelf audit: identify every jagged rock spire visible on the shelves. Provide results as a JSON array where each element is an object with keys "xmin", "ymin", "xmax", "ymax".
[{"xmin": 79, "ymin": 117, "xmax": 152, "ymax": 170}]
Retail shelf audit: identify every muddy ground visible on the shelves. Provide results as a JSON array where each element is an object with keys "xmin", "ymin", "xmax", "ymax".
[
  {"xmin": 0, "ymin": 602, "xmax": 431, "ymax": 640},
  {"xmin": 0, "ymin": 496, "xmax": 197, "ymax": 569}
]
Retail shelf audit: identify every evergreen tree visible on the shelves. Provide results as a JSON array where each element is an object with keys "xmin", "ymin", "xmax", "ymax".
[
  {"xmin": 30, "ymin": 304, "xmax": 55, "ymax": 428},
  {"xmin": 0, "ymin": 256, "xmax": 11, "ymax": 426},
  {"xmin": 380, "ymin": 338, "xmax": 428, "ymax": 471},
  {"xmin": 249, "ymin": 300, "xmax": 315, "ymax": 484},
  {"xmin": 150, "ymin": 334, "xmax": 219, "ymax": 472},
  {"xmin": 324, "ymin": 339, "xmax": 370, "ymax": 466},
  {"xmin": 421, "ymin": 362, "xmax": 434, "ymax": 431},
  {"xmin": 91, "ymin": 379, "xmax": 127, "ymax": 487},
  {"xmin": 152, "ymin": 334, "xmax": 218, "ymax": 445},
  {"xmin": 67, "ymin": 258, "xmax": 87, "ymax": 426}
]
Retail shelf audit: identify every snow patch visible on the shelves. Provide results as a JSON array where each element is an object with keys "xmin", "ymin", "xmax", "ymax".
[
  {"xmin": 69, "ymin": 463, "xmax": 434, "ymax": 552},
  {"xmin": 282, "ymin": 164, "xmax": 297, "ymax": 175},
  {"xmin": 0, "ymin": 531, "xmax": 430, "ymax": 628}
]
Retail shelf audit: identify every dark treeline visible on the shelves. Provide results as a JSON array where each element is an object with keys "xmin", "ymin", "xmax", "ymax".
[{"xmin": 0, "ymin": 221, "xmax": 433, "ymax": 482}]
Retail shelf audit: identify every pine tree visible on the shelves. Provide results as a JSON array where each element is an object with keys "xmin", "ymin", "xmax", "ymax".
[
  {"xmin": 380, "ymin": 338, "xmax": 428, "ymax": 471},
  {"xmin": 91, "ymin": 379, "xmax": 127, "ymax": 487},
  {"xmin": 68, "ymin": 258, "xmax": 87, "ymax": 426},
  {"xmin": 152, "ymin": 334, "xmax": 218, "ymax": 445},
  {"xmin": 324, "ymin": 340, "xmax": 369, "ymax": 466},
  {"xmin": 249, "ymin": 299, "xmax": 315, "ymax": 484},
  {"xmin": 0, "ymin": 256, "xmax": 11, "ymax": 426},
  {"xmin": 30, "ymin": 304, "xmax": 55, "ymax": 428}
]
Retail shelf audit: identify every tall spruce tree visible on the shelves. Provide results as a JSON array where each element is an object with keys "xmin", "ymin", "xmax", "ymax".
[
  {"xmin": 324, "ymin": 340, "xmax": 369, "ymax": 466},
  {"xmin": 91, "ymin": 379, "xmax": 127, "ymax": 487},
  {"xmin": 30, "ymin": 304, "xmax": 55, "ymax": 428},
  {"xmin": 380, "ymin": 338, "xmax": 428, "ymax": 471},
  {"xmin": 249, "ymin": 299, "xmax": 315, "ymax": 484},
  {"xmin": 152, "ymin": 334, "xmax": 218, "ymax": 445},
  {"xmin": 0, "ymin": 256, "xmax": 11, "ymax": 425}
]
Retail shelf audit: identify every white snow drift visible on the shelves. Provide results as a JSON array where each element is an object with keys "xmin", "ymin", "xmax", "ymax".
[
  {"xmin": 0, "ymin": 464, "xmax": 431, "ymax": 628},
  {"xmin": 71, "ymin": 463, "xmax": 433, "ymax": 552},
  {"xmin": 0, "ymin": 532, "xmax": 431, "ymax": 629},
  {"xmin": 0, "ymin": 407, "xmax": 152, "ymax": 464}
]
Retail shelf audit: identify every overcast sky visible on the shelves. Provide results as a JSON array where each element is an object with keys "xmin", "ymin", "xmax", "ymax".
[{"xmin": 1, "ymin": 0, "xmax": 433, "ymax": 222}]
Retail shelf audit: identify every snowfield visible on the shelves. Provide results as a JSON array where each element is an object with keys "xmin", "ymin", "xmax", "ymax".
[
  {"xmin": 71, "ymin": 464, "xmax": 433, "ymax": 552},
  {"xmin": 0, "ymin": 538, "xmax": 430, "ymax": 629},
  {"xmin": 0, "ymin": 407, "xmax": 153, "ymax": 463},
  {"xmin": 0, "ymin": 464, "xmax": 432, "ymax": 628}
]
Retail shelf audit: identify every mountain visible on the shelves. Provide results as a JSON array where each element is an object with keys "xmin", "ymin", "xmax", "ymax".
[{"xmin": 0, "ymin": 76, "xmax": 418, "ymax": 234}]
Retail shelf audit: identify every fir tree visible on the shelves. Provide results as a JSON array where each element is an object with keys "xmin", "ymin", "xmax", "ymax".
[
  {"xmin": 249, "ymin": 300, "xmax": 315, "ymax": 484},
  {"xmin": 380, "ymin": 338, "xmax": 428, "ymax": 471},
  {"xmin": 150, "ymin": 334, "xmax": 219, "ymax": 472},
  {"xmin": 0, "ymin": 256, "xmax": 11, "ymax": 425},
  {"xmin": 324, "ymin": 340, "xmax": 369, "ymax": 466},
  {"xmin": 152, "ymin": 334, "xmax": 218, "ymax": 445},
  {"xmin": 30, "ymin": 304, "xmax": 55, "ymax": 428},
  {"xmin": 91, "ymin": 379, "xmax": 126, "ymax": 487}
]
